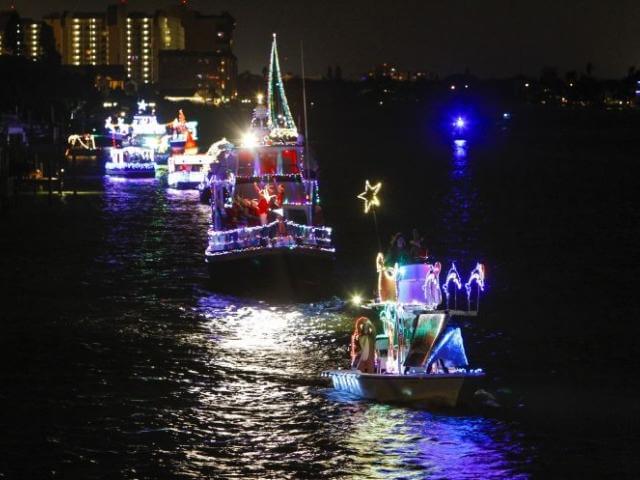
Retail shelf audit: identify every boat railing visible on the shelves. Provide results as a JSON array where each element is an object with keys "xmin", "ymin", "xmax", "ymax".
[{"xmin": 207, "ymin": 220, "xmax": 333, "ymax": 253}]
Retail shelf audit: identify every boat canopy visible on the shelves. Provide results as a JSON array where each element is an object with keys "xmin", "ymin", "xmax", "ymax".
[{"xmin": 425, "ymin": 326, "xmax": 469, "ymax": 370}]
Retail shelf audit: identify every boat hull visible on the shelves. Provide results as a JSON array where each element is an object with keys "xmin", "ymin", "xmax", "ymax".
[
  {"xmin": 105, "ymin": 167, "xmax": 155, "ymax": 178},
  {"xmin": 205, "ymin": 247, "xmax": 334, "ymax": 299},
  {"xmin": 324, "ymin": 370, "xmax": 484, "ymax": 408},
  {"xmin": 168, "ymin": 180, "xmax": 201, "ymax": 189}
]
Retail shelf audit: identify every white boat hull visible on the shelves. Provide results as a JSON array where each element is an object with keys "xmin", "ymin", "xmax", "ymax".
[{"xmin": 324, "ymin": 370, "xmax": 484, "ymax": 407}]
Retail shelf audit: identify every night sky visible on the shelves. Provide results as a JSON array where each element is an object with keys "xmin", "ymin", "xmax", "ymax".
[{"xmin": 9, "ymin": 0, "xmax": 640, "ymax": 79}]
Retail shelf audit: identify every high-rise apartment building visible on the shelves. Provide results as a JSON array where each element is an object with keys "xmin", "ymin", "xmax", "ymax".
[
  {"xmin": 4, "ymin": 3, "xmax": 237, "ymax": 97},
  {"xmin": 22, "ymin": 20, "xmax": 42, "ymax": 61},
  {"xmin": 125, "ymin": 14, "xmax": 154, "ymax": 84},
  {"xmin": 44, "ymin": 12, "xmax": 108, "ymax": 66}
]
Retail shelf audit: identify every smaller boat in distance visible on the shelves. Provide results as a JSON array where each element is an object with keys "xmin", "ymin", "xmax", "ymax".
[
  {"xmin": 167, "ymin": 153, "xmax": 213, "ymax": 189},
  {"xmin": 323, "ymin": 258, "xmax": 486, "ymax": 408},
  {"xmin": 168, "ymin": 109, "xmax": 198, "ymax": 155},
  {"xmin": 105, "ymin": 145, "xmax": 155, "ymax": 178}
]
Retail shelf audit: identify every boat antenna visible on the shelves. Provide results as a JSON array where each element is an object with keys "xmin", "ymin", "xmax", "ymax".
[
  {"xmin": 300, "ymin": 40, "xmax": 309, "ymax": 153},
  {"xmin": 300, "ymin": 39, "xmax": 313, "ymax": 226}
]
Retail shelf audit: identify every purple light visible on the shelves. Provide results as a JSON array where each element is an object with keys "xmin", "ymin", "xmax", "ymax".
[{"xmin": 465, "ymin": 262, "xmax": 485, "ymax": 304}]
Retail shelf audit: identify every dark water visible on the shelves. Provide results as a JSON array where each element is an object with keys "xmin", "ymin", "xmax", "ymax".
[{"xmin": 1, "ymin": 106, "xmax": 640, "ymax": 478}]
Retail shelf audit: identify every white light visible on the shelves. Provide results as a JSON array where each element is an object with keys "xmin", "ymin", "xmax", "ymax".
[
  {"xmin": 241, "ymin": 131, "xmax": 258, "ymax": 148},
  {"xmin": 351, "ymin": 294, "xmax": 363, "ymax": 307}
]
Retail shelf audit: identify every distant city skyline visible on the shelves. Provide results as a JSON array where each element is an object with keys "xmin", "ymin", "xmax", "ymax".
[{"xmin": 6, "ymin": 0, "xmax": 640, "ymax": 79}]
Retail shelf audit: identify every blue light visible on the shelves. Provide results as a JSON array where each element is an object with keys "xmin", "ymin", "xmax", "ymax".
[{"xmin": 454, "ymin": 117, "xmax": 465, "ymax": 129}]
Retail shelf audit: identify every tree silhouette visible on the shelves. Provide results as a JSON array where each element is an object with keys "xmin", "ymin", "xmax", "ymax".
[
  {"xmin": 3, "ymin": 11, "xmax": 23, "ymax": 56},
  {"xmin": 585, "ymin": 61, "xmax": 594, "ymax": 77},
  {"xmin": 326, "ymin": 66, "xmax": 333, "ymax": 80},
  {"xmin": 335, "ymin": 65, "xmax": 342, "ymax": 81}
]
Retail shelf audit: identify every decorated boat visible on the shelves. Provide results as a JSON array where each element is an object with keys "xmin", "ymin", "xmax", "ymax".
[
  {"xmin": 323, "ymin": 259, "xmax": 486, "ymax": 408},
  {"xmin": 168, "ymin": 109, "xmax": 198, "ymax": 155},
  {"xmin": 129, "ymin": 100, "xmax": 170, "ymax": 165},
  {"xmin": 105, "ymin": 145, "xmax": 155, "ymax": 177},
  {"xmin": 204, "ymin": 34, "xmax": 334, "ymax": 294},
  {"xmin": 167, "ymin": 153, "xmax": 214, "ymax": 189},
  {"xmin": 104, "ymin": 115, "xmax": 130, "ymax": 146},
  {"xmin": 66, "ymin": 133, "xmax": 100, "ymax": 159}
]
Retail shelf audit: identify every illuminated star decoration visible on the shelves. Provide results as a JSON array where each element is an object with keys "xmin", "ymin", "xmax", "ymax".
[{"xmin": 357, "ymin": 180, "xmax": 382, "ymax": 214}]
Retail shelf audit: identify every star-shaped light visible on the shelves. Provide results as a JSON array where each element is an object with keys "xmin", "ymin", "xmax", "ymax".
[{"xmin": 357, "ymin": 180, "xmax": 382, "ymax": 214}]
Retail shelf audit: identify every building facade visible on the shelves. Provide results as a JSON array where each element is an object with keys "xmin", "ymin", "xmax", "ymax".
[
  {"xmin": 3, "ymin": 3, "xmax": 236, "ymax": 97},
  {"xmin": 43, "ymin": 12, "xmax": 108, "ymax": 66},
  {"xmin": 22, "ymin": 20, "xmax": 42, "ymax": 61},
  {"xmin": 157, "ymin": 6, "xmax": 236, "ymax": 100}
]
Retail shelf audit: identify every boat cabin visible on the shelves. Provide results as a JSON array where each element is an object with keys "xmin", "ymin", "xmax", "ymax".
[
  {"xmin": 210, "ymin": 143, "xmax": 319, "ymax": 229},
  {"xmin": 167, "ymin": 154, "xmax": 213, "ymax": 188}
]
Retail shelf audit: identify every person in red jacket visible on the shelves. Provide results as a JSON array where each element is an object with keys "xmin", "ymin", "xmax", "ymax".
[{"xmin": 254, "ymin": 182, "xmax": 269, "ymax": 225}]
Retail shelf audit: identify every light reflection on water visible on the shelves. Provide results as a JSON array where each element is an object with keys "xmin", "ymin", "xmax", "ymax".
[
  {"xmin": 0, "ymin": 177, "xmax": 532, "ymax": 479},
  {"xmin": 154, "ymin": 295, "xmax": 532, "ymax": 479},
  {"xmin": 97, "ymin": 179, "xmax": 529, "ymax": 479}
]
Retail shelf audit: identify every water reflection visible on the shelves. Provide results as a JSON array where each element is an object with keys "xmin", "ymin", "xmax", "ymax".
[
  {"xmin": 437, "ymin": 140, "xmax": 482, "ymax": 261},
  {"xmin": 453, "ymin": 139, "xmax": 468, "ymax": 163},
  {"xmin": 342, "ymin": 403, "xmax": 531, "ymax": 479},
  {"xmin": 161, "ymin": 294, "xmax": 534, "ymax": 479}
]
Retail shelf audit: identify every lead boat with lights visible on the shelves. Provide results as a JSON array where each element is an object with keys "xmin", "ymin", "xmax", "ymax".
[
  {"xmin": 323, "ymin": 258, "xmax": 486, "ymax": 408},
  {"xmin": 105, "ymin": 145, "xmax": 155, "ymax": 177},
  {"xmin": 204, "ymin": 34, "xmax": 334, "ymax": 295}
]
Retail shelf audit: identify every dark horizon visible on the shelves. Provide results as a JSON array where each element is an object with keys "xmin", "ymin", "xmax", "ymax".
[{"xmin": 6, "ymin": 0, "xmax": 640, "ymax": 80}]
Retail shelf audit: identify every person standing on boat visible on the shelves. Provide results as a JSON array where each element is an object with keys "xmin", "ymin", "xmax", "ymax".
[
  {"xmin": 274, "ymin": 183, "xmax": 285, "ymax": 208},
  {"xmin": 254, "ymin": 182, "xmax": 269, "ymax": 225},
  {"xmin": 385, "ymin": 233, "xmax": 410, "ymax": 266},
  {"xmin": 409, "ymin": 228, "xmax": 428, "ymax": 261}
]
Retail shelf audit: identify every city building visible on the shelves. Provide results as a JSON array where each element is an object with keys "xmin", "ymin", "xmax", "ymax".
[
  {"xmin": 125, "ymin": 13, "xmax": 155, "ymax": 84},
  {"xmin": 155, "ymin": 9, "xmax": 185, "ymax": 50},
  {"xmin": 157, "ymin": 7, "xmax": 236, "ymax": 100},
  {"xmin": 0, "ymin": 10, "xmax": 22, "ymax": 56},
  {"xmin": 22, "ymin": 20, "xmax": 42, "ymax": 61},
  {"xmin": 3, "ymin": 3, "xmax": 237, "ymax": 97},
  {"xmin": 158, "ymin": 50, "xmax": 235, "ymax": 102},
  {"xmin": 44, "ymin": 12, "xmax": 108, "ymax": 66}
]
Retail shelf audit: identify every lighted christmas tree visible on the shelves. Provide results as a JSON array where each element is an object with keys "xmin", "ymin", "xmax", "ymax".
[{"xmin": 266, "ymin": 34, "xmax": 297, "ymax": 137}]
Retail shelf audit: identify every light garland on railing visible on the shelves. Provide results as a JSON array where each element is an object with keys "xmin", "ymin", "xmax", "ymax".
[
  {"xmin": 207, "ymin": 220, "xmax": 333, "ymax": 253},
  {"xmin": 206, "ymin": 244, "xmax": 335, "ymax": 257}
]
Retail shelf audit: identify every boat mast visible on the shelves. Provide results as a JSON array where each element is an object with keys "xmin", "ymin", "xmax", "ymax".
[
  {"xmin": 300, "ymin": 40, "xmax": 312, "ymax": 226},
  {"xmin": 300, "ymin": 40, "xmax": 309, "ymax": 154}
]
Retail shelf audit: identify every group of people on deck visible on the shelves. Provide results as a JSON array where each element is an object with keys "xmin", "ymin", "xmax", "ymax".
[
  {"xmin": 225, "ymin": 181, "xmax": 286, "ymax": 228},
  {"xmin": 384, "ymin": 229, "xmax": 428, "ymax": 266}
]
